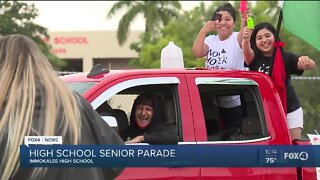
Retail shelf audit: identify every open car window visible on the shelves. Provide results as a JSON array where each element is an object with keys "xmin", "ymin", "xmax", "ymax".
[
  {"xmin": 93, "ymin": 77, "xmax": 183, "ymax": 142},
  {"xmin": 196, "ymin": 77, "xmax": 269, "ymax": 142}
]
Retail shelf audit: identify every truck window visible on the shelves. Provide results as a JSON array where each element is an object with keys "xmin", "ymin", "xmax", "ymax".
[
  {"xmin": 196, "ymin": 78, "xmax": 268, "ymax": 142},
  {"xmin": 96, "ymin": 83, "xmax": 182, "ymax": 142}
]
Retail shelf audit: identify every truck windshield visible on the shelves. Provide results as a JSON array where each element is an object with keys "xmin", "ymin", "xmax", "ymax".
[{"xmin": 65, "ymin": 82, "xmax": 97, "ymax": 94}]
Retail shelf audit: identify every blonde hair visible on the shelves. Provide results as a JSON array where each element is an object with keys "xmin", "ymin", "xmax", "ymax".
[{"xmin": 0, "ymin": 35, "xmax": 81, "ymax": 179}]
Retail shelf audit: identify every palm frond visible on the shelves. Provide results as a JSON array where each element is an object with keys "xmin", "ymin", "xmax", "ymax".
[
  {"xmin": 158, "ymin": 1, "xmax": 182, "ymax": 9},
  {"xmin": 111, "ymin": 1, "xmax": 181, "ymax": 45},
  {"xmin": 106, "ymin": 1, "xmax": 137, "ymax": 19},
  {"xmin": 117, "ymin": 6, "xmax": 144, "ymax": 46}
]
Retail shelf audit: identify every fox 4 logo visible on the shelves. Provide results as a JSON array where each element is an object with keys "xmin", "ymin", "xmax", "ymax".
[{"xmin": 283, "ymin": 152, "xmax": 309, "ymax": 161}]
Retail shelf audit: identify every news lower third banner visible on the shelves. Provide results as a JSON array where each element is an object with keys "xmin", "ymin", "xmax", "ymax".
[{"xmin": 20, "ymin": 145, "xmax": 320, "ymax": 167}]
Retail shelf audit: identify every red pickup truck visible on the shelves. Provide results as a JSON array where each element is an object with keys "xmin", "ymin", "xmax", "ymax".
[{"xmin": 60, "ymin": 67, "xmax": 317, "ymax": 179}]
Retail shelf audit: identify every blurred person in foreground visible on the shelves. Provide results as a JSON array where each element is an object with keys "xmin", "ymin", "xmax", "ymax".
[{"xmin": 0, "ymin": 34, "xmax": 124, "ymax": 180}]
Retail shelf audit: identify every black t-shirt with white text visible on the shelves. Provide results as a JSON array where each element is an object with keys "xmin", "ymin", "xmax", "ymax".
[{"xmin": 249, "ymin": 51, "xmax": 304, "ymax": 113}]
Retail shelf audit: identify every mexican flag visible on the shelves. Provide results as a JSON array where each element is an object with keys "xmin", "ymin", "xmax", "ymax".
[{"xmin": 282, "ymin": 1, "xmax": 320, "ymax": 51}]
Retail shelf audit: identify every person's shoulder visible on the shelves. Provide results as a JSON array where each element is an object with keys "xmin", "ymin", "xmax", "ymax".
[
  {"xmin": 229, "ymin": 31, "xmax": 239, "ymax": 38},
  {"xmin": 72, "ymin": 91, "xmax": 85, "ymax": 102},
  {"xmin": 282, "ymin": 51, "xmax": 299, "ymax": 60},
  {"xmin": 249, "ymin": 53, "xmax": 265, "ymax": 68},
  {"xmin": 72, "ymin": 91, "xmax": 99, "ymax": 124},
  {"xmin": 205, "ymin": 34, "xmax": 218, "ymax": 40},
  {"xmin": 149, "ymin": 121, "xmax": 171, "ymax": 132},
  {"xmin": 226, "ymin": 32, "xmax": 239, "ymax": 42},
  {"xmin": 72, "ymin": 91, "xmax": 93, "ymax": 110}
]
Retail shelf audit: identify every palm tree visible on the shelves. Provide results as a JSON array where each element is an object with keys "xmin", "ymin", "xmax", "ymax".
[{"xmin": 107, "ymin": 1, "xmax": 181, "ymax": 46}]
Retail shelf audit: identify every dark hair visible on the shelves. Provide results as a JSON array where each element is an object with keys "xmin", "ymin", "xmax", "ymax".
[
  {"xmin": 250, "ymin": 22, "xmax": 277, "ymax": 56},
  {"xmin": 134, "ymin": 93, "xmax": 154, "ymax": 108},
  {"xmin": 214, "ymin": 3, "xmax": 237, "ymax": 22},
  {"xmin": 129, "ymin": 93, "xmax": 165, "ymax": 129}
]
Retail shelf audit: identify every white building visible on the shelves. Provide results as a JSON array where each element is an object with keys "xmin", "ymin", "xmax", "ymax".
[{"xmin": 46, "ymin": 30, "xmax": 143, "ymax": 72}]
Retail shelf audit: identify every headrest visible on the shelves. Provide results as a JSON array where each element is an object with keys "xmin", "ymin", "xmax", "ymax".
[{"xmin": 111, "ymin": 109, "xmax": 129, "ymax": 132}]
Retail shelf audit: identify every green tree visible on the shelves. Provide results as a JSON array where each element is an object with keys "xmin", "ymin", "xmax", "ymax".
[
  {"xmin": 0, "ymin": 1, "xmax": 64, "ymax": 69},
  {"xmin": 106, "ymin": 1, "xmax": 181, "ymax": 46}
]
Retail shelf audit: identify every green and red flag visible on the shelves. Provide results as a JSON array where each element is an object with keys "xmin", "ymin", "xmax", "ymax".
[{"xmin": 271, "ymin": 1, "xmax": 320, "ymax": 114}]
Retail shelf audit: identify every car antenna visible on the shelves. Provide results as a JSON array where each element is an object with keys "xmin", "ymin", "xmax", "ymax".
[{"xmin": 87, "ymin": 64, "xmax": 109, "ymax": 78}]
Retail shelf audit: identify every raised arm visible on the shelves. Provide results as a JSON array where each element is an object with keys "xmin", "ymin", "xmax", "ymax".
[
  {"xmin": 297, "ymin": 56, "xmax": 316, "ymax": 70},
  {"xmin": 241, "ymin": 26, "xmax": 255, "ymax": 65},
  {"xmin": 237, "ymin": 9, "xmax": 250, "ymax": 47},
  {"xmin": 192, "ymin": 21, "xmax": 216, "ymax": 58}
]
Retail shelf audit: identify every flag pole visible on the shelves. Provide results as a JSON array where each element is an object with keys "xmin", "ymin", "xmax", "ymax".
[
  {"xmin": 275, "ymin": 7, "xmax": 283, "ymax": 41},
  {"xmin": 270, "ymin": 3, "xmax": 283, "ymax": 76}
]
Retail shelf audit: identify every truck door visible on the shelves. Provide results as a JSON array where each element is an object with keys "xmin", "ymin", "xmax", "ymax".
[
  {"xmin": 186, "ymin": 74, "xmax": 298, "ymax": 180},
  {"xmin": 89, "ymin": 74, "xmax": 200, "ymax": 180}
]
